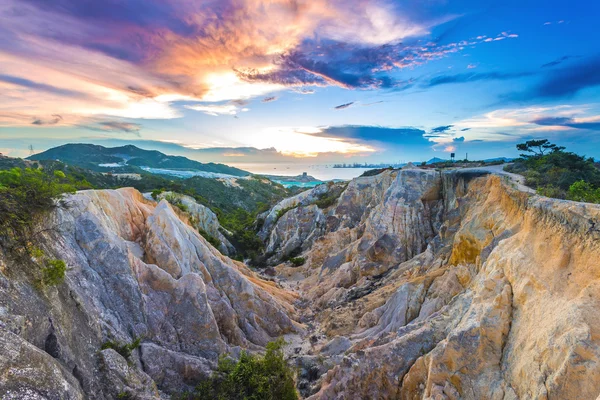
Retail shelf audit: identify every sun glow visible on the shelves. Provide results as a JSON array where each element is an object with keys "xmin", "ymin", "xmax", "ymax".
[
  {"xmin": 250, "ymin": 127, "xmax": 376, "ymax": 157},
  {"xmin": 202, "ymin": 72, "xmax": 284, "ymax": 102}
]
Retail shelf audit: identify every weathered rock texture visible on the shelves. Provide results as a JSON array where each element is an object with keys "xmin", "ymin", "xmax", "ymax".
[
  {"xmin": 265, "ymin": 169, "xmax": 600, "ymax": 400},
  {"xmin": 2, "ymin": 168, "xmax": 600, "ymax": 400},
  {"xmin": 0, "ymin": 188, "xmax": 296, "ymax": 399},
  {"xmin": 154, "ymin": 191, "xmax": 235, "ymax": 255},
  {"xmin": 258, "ymin": 182, "xmax": 347, "ymax": 264}
]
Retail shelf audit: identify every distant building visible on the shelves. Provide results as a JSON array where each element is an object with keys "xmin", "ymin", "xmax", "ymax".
[{"xmin": 302, "ymin": 172, "xmax": 307, "ymax": 178}]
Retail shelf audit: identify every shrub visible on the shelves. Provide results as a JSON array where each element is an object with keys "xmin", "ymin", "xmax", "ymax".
[
  {"xmin": 219, "ymin": 208, "xmax": 265, "ymax": 264},
  {"xmin": 41, "ymin": 259, "xmax": 67, "ymax": 286},
  {"xmin": 275, "ymin": 206, "xmax": 296, "ymax": 223},
  {"xmin": 567, "ymin": 180, "xmax": 600, "ymax": 203},
  {"xmin": 151, "ymin": 189, "xmax": 163, "ymax": 200},
  {"xmin": 536, "ymin": 185, "xmax": 565, "ymax": 199},
  {"xmin": 101, "ymin": 337, "xmax": 141, "ymax": 359},
  {"xmin": 179, "ymin": 338, "xmax": 298, "ymax": 400},
  {"xmin": 314, "ymin": 192, "xmax": 340, "ymax": 209},
  {"xmin": 0, "ymin": 167, "xmax": 76, "ymax": 253},
  {"xmin": 508, "ymin": 140, "xmax": 600, "ymax": 203},
  {"xmin": 199, "ymin": 229, "xmax": 222, "ymax": 249},
  {"xmin": 289, "ymin": 257, "xmax": 305, "ymax": 267},
  {"xmin": 165, "ymin": 194, "xmax": 189, "ymax": 213}
]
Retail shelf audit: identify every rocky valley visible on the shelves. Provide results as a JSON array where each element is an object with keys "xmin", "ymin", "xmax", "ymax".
[{"xmin": 1, "ymin": 166, "xmax": 600, "ymax": 399}]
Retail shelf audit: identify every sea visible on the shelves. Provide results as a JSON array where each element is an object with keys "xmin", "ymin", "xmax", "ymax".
[
  {"xmin": 139, "ymin": 163, "xmax": 373, "ymax": 188},
  {"xmin": 228, "ymin": 163, "xmax": 371, "ymax": 181}
]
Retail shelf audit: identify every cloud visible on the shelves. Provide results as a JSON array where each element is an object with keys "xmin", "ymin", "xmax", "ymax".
[
  {"xmin": 82, "ymin": 120, "xmax": 142, "ymax": 134},
  {"xmin": 292, "ymin": 88, "xmax": 316, "ymax": 95},
  {"xmin": 425, "ymin": 71, "xmax": 532, "ymax": 88},
  {"xmin": 0, "ymin": 74, "xmax": 89, "ymax": 98},
  {"xmin": 460, "ymin": 128, "xmax": 471, "ymax": 131},
  {"xmin": 334, "ymin": 102, "xmax": 355, "ymax": 110},
  {"xmin": 262, "ymin": 96, "xmax": 278, "ymax": 103},
  {"xmin": 310, "ymin": 126, "xmax": 431, "ymax": 151},
  {"xmin": 541, "ymin": 55, "xmax": 580, "ymax": 68},
  {"xmin": 531, "ymin": 116, "xmax": 600, "ymax": 131},
  {"xmin": 528, "ymin": 55, "xmax": 600, "ymax": 99},
  {"xmin": 0, "ymin": 0, "xmax": 521, "ymax": 127},
  {"xmin": 453, "ymin": 105, "xmax": 600, "ymax": 143},
  {"xmin": 453, "ymin": 136, "xmax": 465, "ymax": 142},
  {"xmin": 362, "ymin": 101, "xmax": 385, "ymax": 106},
  {"xmin": 430, "ymin": 125, "xmax": 453, "ymax": 133},
  {"xmin": 184, "ymin": 103, "xmax": 249, "ymax": 116},
  {"xmin": 32, "ymin": 114, "xmax": 63, "ymax": 126},
  {"xmin": 237, "ymin": 32, "xmax": 516, "ymax": 90}
]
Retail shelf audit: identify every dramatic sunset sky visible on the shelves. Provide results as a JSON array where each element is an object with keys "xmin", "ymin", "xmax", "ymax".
[{"xmin": 0, "ymin": 0, "xmax": 599, "ymax": 164}]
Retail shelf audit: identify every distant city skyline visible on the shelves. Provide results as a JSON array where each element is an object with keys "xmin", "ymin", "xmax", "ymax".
[{"xmin": 1, "ymin": 0, "xmax": 599, "ymax": 163}]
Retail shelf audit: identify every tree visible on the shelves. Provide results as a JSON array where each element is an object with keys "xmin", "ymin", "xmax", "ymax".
[{"xmin": 516, "ymin": 139, "xmax": 565, "ymax": 158}]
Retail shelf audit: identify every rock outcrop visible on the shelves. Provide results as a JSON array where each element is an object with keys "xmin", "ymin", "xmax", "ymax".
[
  {"xmin": 2, "ymin": 167, "xmax": 600, "ymax": 400},
  {"xmin": 153, "ymin": 191, "xmax": 235, "ymax": 255},
  {"xmin": 0, "ymin": 188, "xmax": 296, "ymax": 399},
  {"xmin": 258, "ymin": 182, "xmax": 346, "ymax": 264},
  {"xmin": 264, "ymin": 169, "xmax": 600, "ymax": 399}
]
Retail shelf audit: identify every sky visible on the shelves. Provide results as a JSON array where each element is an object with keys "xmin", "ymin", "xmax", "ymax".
[{"xmin": 1, "ymin": 0, "xmax": 599, "ymax": 164}]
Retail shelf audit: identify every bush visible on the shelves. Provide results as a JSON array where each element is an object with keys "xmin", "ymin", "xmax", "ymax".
[
  {"xmin": 165, "ymin": 193, "xmax": 189, "ymax": 213},
  {"xmin": 508, "ymin": 140, "xmax": 600, "ymax": 203},
  {"xmin": 289, "ymin": 257, "xmax": 305, "ymax": 267},
  {"xmin": 536, "ymin": 185, "xmax": 565, "ymax": 199},
  {"xmin": 219, "ymin": 208, "xmax": 265, "ymax": 264},
  {"xmin": 0, "ymin": 167, "xmax": 76, "ymax": 253},
  {"xmin": 41, "ymin": 259, "xmax": 67, "ymax": 286},
  {"xmin": 314, "ymin": 193, "xmax": 339, "ymax": 209},
  {"xmin": 151, "ymin": 189, "xmax": 163, "ymax": 200},
  {"xmin": 179, "ymin": 338, "xmax": 298, "ymax": 400},
  {"xmin": 567, "ymin": 180, "xmax": 600, "ymax": 203},
  {"xmin": 199, "ymin": 229, "xmax": 222, "ymax": 249},
  {"xmin": 101, "ymin": 337, "xmax": 141, "ymax": 359},
  {"xmin": 275, "ymin": 206, "xmax": 296, "ymax": 223}
]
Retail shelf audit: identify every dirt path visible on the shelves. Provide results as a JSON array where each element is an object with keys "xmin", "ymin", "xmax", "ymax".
[{"xmin": 454, "ymin": 164, "xmax": 535, "ymax": 194}]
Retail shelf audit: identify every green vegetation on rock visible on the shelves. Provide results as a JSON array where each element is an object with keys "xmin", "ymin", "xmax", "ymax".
[
  {"xmin": 177, "ymin": 338, "xmax": 298, "ymax": 400},
  {"xmin": 289, "ymin": 257, "xmax": 305, "ymax": 266},
  {"xmin": 198, "ymin": 229, "xmax": 222, "ymax": 249},
  {"xmin": 101, "ymin": 337, "xmax": 142, "ymax": 359},
  {"xmin": 0, "ymin": 167, "xmax": 78, "ymax": 252},
  {"xmin": 505, "ymin": 139, "xmax": 600, "ymax": 202},
  {"xmin": 314, "ymin": 182, "xmax": 346, "ymax": 209},
  {"xmin": 41, "ymin": 259, "xmax": 67, "ymax": 286}
]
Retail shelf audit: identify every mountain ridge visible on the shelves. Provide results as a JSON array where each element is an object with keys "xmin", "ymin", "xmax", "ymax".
[{"xmin": 28, "ymin": 143, "xmax": 250, "ymax": 177}]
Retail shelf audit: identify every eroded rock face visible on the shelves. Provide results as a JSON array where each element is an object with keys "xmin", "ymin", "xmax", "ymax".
[
  {"xmin": 154, "ymin": 191, "xmax": 235, "ymax": 255},
  {"xmin": 0, "ymin": 188, "xmax": 296, "ymax": 398},
  {"xmin": 266, "ymin": 170, "xmax": 600, "ymax": 400},
  {"xmin": 3, "ymin": 168, "xmax": 600, "ymax": 400}
]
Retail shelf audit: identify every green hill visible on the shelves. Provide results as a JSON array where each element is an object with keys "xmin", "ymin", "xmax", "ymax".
[{"xmin": 28, "ymin": 143, "xmax": 249, "ymax": 177}]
